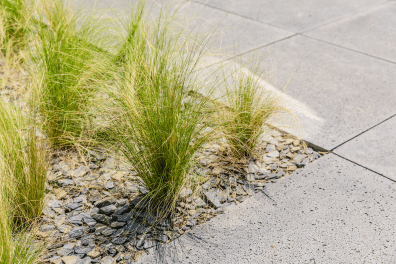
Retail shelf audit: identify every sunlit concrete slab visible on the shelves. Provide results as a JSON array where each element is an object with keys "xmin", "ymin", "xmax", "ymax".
[
  {"xmin": 334, "ymin": 116, "xmax": 396, "ymax": 181},
  {"xmin": 239, "ymin": 35, "xmax": 396, "ymax": 150},
  {"xmin": 136, "ymin": 154, "xmax": 396, "ymax": 263}
]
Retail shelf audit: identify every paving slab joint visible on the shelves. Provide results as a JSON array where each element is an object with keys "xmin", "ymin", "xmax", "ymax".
[
  {"xmin": 192, "ymin": 0, "xmax": 294, "ymax": 32},
  {"xmin": 331, "ymin": 113, "xmax": 396, "ymax": 151},
  {"xmin": 333, "ymin": 153, "xmax": 396, "ymax": 183},
  {"xmin": 302, "ymin": 34, "xmax": 396, "ymax": 65},
  {"xmin": 300, "ymin": 0, "xmax": 390, "ymax": 34},
  {"xmin": 234, "ymin": 33, "xmax": 299, "ymax": 59}
]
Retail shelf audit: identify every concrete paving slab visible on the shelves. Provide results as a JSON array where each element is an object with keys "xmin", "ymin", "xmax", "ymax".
[
  {"xmin": 239, "ymin": 35, "xmax": 396, "ymax": 150},
  {"xmin": 194, "ymin": 0, "xmax": 386, "ymax": 33},
  {"xmin": 305, "ymin": 2, "xmax": 396, "ymax": 63},
  {"xmin": 334, "ymin": 116, "xmax": 396, "ymax": 181},
  {"xmin": 136, "ymin": 153, "xmax": 396, "ymax": 263},
  {"xmin": 178, "ymin": 2, "xmax": 295, "ymax": 55}
]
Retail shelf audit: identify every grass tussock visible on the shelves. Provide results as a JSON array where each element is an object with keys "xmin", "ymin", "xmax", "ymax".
[
  {"xmin": 0, "ymin": 200, "xmax": 45, "ymax": 264},
  {"xmin": 100, "ymin": 2, "xmax": 214, "ymax": 222},
  {"xmin": 0, "ymin": 98, "xmax": 48, "ymax": 225},
  {"xmin": 33, "ymin": 0, "xmax": 108, "ymax": 148},
  {"xmin": 0, "ymin": 0, "xmax": 30, "ymax": 53},
  {"xmin": 0, "ymin": 99, "xmax": 47, "ymax": 264},
  {"xmin": 0, "ymin": 6, "xmax": 48, "ymax": 261},
  {"xmin": 218, "ymin": 62, "xmax": 294, "ymax": 158}
]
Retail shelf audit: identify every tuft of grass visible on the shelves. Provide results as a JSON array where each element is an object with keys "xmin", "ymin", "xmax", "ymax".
[
  {"xmin": 0, "ymin": 176, "xmax": 12, "ymax": 263},
  {"xmin": 101, "ymin": 2, "xmax": 213, "ymax": 223},
  {"xmin": 33, "ymin": 0, "xmax": 108, "ymax": 148},
  {"xmin": 0, "ymin": 99, "xmax": 47, "ymax": 264},
  {"xmin": 218, "ymin": 62, "xmax": 294, "ymax": 158},
  {"xmin": 0, "ymin": 98, "xmax": 48, "ymax": 225},
  {"xmin": 0, "ymin": 0, "xmax": 30, "ymax": 53},
  {"xmin": 0, "ymin": 193, "xmax": 45, "ymax": 264},
  {"xmin": 0, "ymin": 4, "xmax": 49, "ymax": 262}
]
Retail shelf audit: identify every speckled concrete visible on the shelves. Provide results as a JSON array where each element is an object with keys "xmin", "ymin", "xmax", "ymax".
[
  {"xmin": 79, "ymin": 0, "xmax": 294, "ymax": 56},
  {"xmin": 334, "ymin": 116, "xmax": 396, "ymax": 181},
  {"xmin": 178, "ymin": 1, "xmax": 295, "ymax": 55},
  {"xmin": 194, "ymin": 0, "xmax": 385, "ymax": 32},
  {"xmin": 305, "ymin": 2, "xmax": 396, "ymax": 63},
  {"xmin": 242, "ymin": 35, "xmax": 396, "ymax": 150},
  {"xmin": 137, "ymin": 154, "xmax": 396, "ymax": 263}
]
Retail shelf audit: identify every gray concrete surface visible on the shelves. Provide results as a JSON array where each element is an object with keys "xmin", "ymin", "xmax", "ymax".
[
  {"xmin": 83, "ymin": 1, "xmax": 396, "ymax": 262},
  {"xmin": 195, "ymin": 0, "xmax": 385, "ymax": 32},
  {"xmin": 244, "ymin": 34, "xmax": 396, "ymax": 150},
  {"xmin": 179, "ymin": 1, "xmax": 295, "ymax": 55},
  {"xmin": 136, "ymin": 154, "xmax": 396, "ymax": 263},
  {"xmin": 334, "ymin": 115, "xmax": 396, "ymax": 181},
  {"xmin": 305, "ymin": 2, "xmax": 396, "ymax": 63}
]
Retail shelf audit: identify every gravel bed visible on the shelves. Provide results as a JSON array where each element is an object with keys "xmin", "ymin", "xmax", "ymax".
[{"xmin": 36, "ymin": 130, "xmax": 325, "ymax": 264}]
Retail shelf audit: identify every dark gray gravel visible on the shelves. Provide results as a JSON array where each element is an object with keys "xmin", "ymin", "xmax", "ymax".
[{"xmin": 38, "ymin": 130, "xmax": 325, "ymax": 263}]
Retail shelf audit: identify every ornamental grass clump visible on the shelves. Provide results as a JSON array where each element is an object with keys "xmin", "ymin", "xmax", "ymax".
[
  {"xmin": 33, "ymin": 0, "xmax": 108, "ymax": 148},
  {"xmin": 0, "ymin": 190, "xmax": 45, "ymax": 264},
  {"xmin": 0, "ymin": 99, "xmax": 47, "ymax": 263},
  {"xmin": 0, "ymin": 0, "xmax": 30, "ymax": 53},
  {"xmin": 0, "ymin": 182, "xmax": 32, "ymax": 264},
  {"xmin": 0, "ymin": 98, "xmax": 48, "ymax": 225},
  {"xmin": 219, "ymin": 62, "xmax": 294, "ymax": 158},
  {"xmin": 101, "ymin": 3, "xmax": 213, "ymax": 223}
]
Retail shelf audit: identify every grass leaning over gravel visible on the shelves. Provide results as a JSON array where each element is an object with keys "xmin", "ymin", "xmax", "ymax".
[
  {"xmin": 33, "ymin": 0, "xmax": 108, "ymax": 148},
  {"xmin": 218, "ymin": 62, "xmax": 294, "ymax": 158},
  {"xmin": 0, "ymin": 99, "xmax": 47, "ymax": 264},
  {"xmin": 100, "ymin": 3, "xmax": 214, "ymax": 224},
  {"xmin": 0, "ymin": 0, "xmax": 30, "ymax": 53}
]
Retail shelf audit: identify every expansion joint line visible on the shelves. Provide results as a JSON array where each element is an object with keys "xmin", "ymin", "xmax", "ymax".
[
  {"xmin": 331, "ymin": 113, "xmax": 396, "ymax": 151},
  {"xmin": 332, "ymin": 153, "xmax": 396, "ymax": 183},
  {"xmin": 192, "ymin": 0, "xmax": 290, "ymax": 32},
  {"xmin": 302, "ymin": 35, "xmax": 396, "ymax": 66}
]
